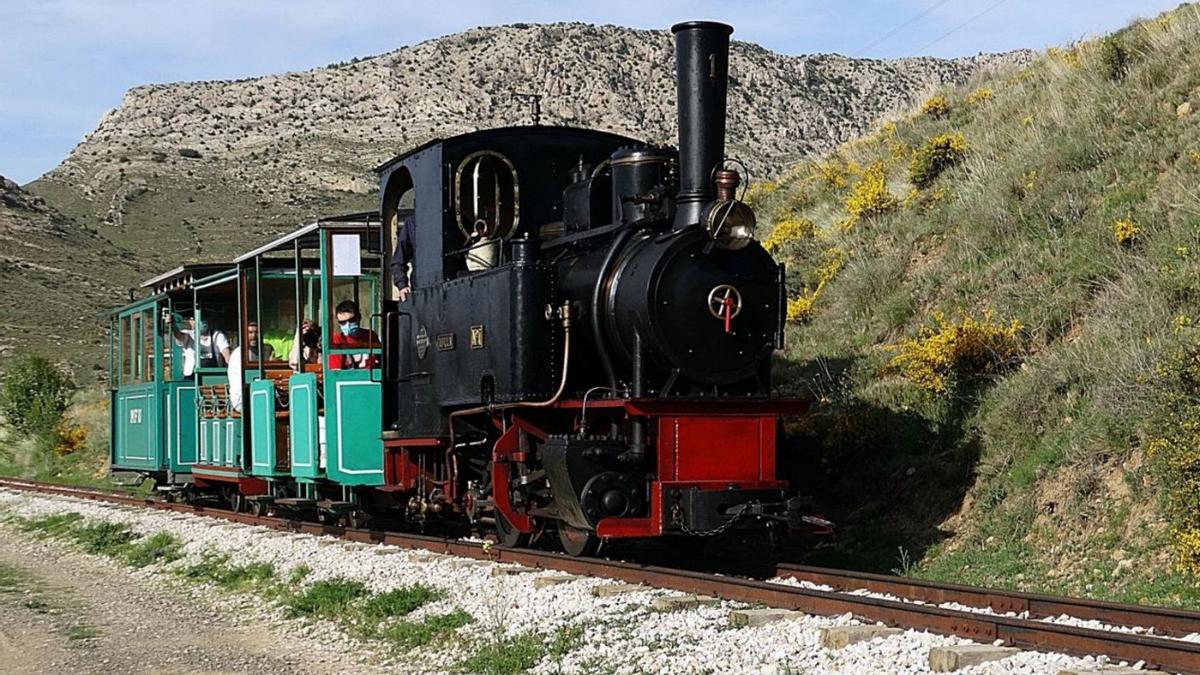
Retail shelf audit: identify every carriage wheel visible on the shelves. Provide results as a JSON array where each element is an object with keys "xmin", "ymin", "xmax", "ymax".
[
  {"xmin": 229, "ymin": 491, "xmax": 246, "ymax": 514},
  {"xmin": 558, "ymin": 524, "xmax": 600, "ymax": 557},
  {"xmin": 494, "ymin": 510, "xmax": 530, "ymax": 548},
  {"xmin": 252, "ymin": 500, "xmax": 267, "ymax": 517},
  {"xmin": 348, "ymin": 510, "xmax": 370, "ymax": 530}
]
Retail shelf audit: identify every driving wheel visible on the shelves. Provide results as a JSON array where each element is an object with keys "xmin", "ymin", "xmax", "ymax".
[{"xmin": 558, "ymin": 524, "xmax": 600, "ymax": 557}]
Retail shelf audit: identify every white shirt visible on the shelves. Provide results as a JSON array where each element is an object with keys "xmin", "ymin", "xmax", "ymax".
[
  {"xmin": 228, "ymin": 346, "xmax": 244, "ymax": 411},
  {"xmin": 176, "ymin": 329, "xmax": 230, "ymax": 377},
  {"xmin": 227, "ymin": 343, "xmax": 273, "ymax": 412}
]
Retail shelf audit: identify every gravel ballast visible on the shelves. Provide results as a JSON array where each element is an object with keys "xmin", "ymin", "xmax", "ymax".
[{"xmin": 0, "ymin": 488, "xmax": 1139, "ymax": 674}]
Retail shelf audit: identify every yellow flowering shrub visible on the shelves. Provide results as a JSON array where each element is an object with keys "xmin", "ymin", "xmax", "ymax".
[
  {"xmin": 785, "ymin": 247, "xmax": 846, "ymax": 323},
  {"xmin": 1113, "ymin": 218, "xmax": 1140, "ymax": 246},
  {"xmin": 966, "ymin": 87, "xmax": 994, "ymax": 104},
  {"xmin": 887, "ymin": 311, "xmax": 1024, "ymax": 394},
  {"xmin": 1047, "ymin": 46, "xmax": 1082, "ymax": 69},
  {"xmin": 813, "ymin": 158, "xmax": 849, "ymax": 190},
  {"xmin": 920, "ymin": 94, "xmax": 950, "ymax": 119},
  {"xmin": 787, "ymin": 293, "xmax": 818, "ymax": 322},
  {"xmin": 1145, "ymin": 344, "xmax": 1200, "ymax": 575},
  {"xmin": 743, "ymin": 180, "xmax": 778, "ymax": 208},
  {"xmin": 1012, "ymin": 170, "xmax": 1038, "ymax": 201},
  {"xmin": 844, "ymin": 161, "xmax": 898, "ymax": 221},
  {"xmin": 54, "ymin": 421, "xmax": 87, "ymax": 457},
  {"xmin": 763, "ymin": 218, "xmax": 816, "ymax": 254},
  {"xmin": 909, "ymin": 132, "xmax": 969, "ymax": 189}
]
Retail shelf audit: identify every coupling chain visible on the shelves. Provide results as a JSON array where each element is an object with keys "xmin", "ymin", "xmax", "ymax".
[{"xmin": 671, "ymin": 502, "xmax": 754, "ymax": 537}]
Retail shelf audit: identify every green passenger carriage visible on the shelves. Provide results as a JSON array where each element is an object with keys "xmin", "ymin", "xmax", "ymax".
[{"xmin": 109, "ymin": 214, "xmax": 386, "ymax": 517}]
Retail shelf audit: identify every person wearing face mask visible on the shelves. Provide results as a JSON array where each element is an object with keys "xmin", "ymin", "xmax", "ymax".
[
  {"xmin": 172, "ymin": 315, "xmax": 231, "ymax": 377},
  {"xmin": 329, "ymin": 300, "xmax": 379, "ymax": 370}
]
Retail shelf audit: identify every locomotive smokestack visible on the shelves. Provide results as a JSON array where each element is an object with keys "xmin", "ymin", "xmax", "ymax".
[{"xmin": 672, "ymin": 20, "xmax": 733, "ymax": 229}]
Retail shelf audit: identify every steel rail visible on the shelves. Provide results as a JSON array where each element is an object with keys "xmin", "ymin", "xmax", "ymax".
[
  {"xmin": 2, "ymin": 477, "xmax": 1198, "ymax": 673},
  {"xmin": 777, "ymin": 562, "xmax": 1200, "ymax": 640}
]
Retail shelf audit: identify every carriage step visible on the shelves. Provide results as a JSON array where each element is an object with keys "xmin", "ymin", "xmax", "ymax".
[
  {"xmin": 316, "ymin": 500, "xmax": 354, "ymax": 512},
  {"xmin": 273, "ymin": 498, "xmax": 317, "ymax": 508}
]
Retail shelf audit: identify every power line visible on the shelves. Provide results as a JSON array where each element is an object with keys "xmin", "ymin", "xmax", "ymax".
[
  {"xmin": 906, "ymin": 0, "xmax": 1013, "ymax": 58},
  {"xmin": 855, "ymin": 0, "xmax": 956, "ymax": 57}
]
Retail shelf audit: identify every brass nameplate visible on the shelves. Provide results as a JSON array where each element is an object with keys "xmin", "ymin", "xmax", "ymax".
[
  {"xmin": 470, "ymin": 325, "xmax": 485, "ymax": 349},
  {"xmin": 436, "ymin": 333, "xmax": 456, "ymax": 351}
]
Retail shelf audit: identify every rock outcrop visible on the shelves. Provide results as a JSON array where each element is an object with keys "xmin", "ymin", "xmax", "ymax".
[{"xmin": 27, "ymin": 23, "xmax": 1031, "ymax": 271}]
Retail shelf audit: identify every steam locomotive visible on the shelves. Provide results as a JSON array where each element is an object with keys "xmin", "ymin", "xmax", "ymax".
[{"xmin": 107, "ymin": 21, "xmax": 816, "ymax": 555}]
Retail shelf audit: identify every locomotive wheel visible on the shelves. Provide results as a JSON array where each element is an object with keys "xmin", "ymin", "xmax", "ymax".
[
  {"xmin": 494, "ymin": 510, "xmax": 530, "ymax": 548},
  {"xmin": 558, "ymin": 524, "xmax": 600, "ymax": 557}
]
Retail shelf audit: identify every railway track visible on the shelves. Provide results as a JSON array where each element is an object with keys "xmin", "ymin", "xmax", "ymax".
[{"xmin": 2, "ymin": 476, "xmax": 1199, "ymax": 673}]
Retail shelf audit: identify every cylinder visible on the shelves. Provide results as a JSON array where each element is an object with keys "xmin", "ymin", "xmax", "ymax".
[{"xmin": 671, "ymin": 20, "xmax": 733, "ymax": 229}]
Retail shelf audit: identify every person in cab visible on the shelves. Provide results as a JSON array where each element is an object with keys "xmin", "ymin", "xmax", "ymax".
[
  {"xmin": 389, "ymin": 213, "xmax": 416, "ymax": 302},
  {"xmin": 330, "ymin": 300, "xmax": 379, "ymax": 370}
]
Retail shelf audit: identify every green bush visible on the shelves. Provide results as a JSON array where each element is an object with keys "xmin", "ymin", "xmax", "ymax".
[
  {"xmin": 0, "ymin": 356, "xmax": 74, "ymax": 436},
  {"xmin": 1099, "ymin": 35, "xmax": 1131, "ymax": 81}
]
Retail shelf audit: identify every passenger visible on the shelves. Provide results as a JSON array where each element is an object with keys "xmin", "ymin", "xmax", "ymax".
[
  {"xmin": 329, "ymin": 300, "xmax": 380, "ymax": 370},
  {"xmin": 227, "ymin": 321, "xmax": 274, "ymax": 413},
  {"xmin": 173, "ymin": 316, "xmax": 231, "ymax": 377},
  {"xmin": 389, "ymin": 213, "xmax": 416, "ymax": 302},
  {"xmin": 288, "ymin": 319, "xmax": 322, "ymax": 370}
]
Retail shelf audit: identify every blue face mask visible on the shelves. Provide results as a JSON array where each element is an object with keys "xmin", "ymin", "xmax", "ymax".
[{"xmin": 339, "ymin": 322, "xmax": 359, "ymax": 336}]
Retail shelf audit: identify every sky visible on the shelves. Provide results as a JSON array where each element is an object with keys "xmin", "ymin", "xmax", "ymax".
[{"xmin": 0, "ymin": 0, "xmax": 1181, "ymax": 184}]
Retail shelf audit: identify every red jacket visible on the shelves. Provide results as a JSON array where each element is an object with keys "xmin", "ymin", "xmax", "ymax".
[{"xmin": 328, "ymin": 328, "xmax": 380, "ymax": 370}]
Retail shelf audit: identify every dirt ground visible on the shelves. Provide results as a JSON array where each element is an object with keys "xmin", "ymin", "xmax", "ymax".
[{"xmin": 0, "ymin": 528, "xmax": 386, "ymax": 674}]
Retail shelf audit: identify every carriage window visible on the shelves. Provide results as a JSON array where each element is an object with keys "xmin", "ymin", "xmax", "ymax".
[
  {"xmin": 120, "ymin": 315, "xmax": 132, "ymax": 386},
  {"xmin": 159, "ymin": 307, "xmax": 173, "ymax": 381},
  {"xmin": 142, "ymin": 308, "xmax": 155, "ymax": 383},
  {"xmin": 455, "ymin": 151, "xmax": 519, "ymax": 243},
  {"xmin": 248, "ymin": 274, "xmax": 314, "ymax": 366}
]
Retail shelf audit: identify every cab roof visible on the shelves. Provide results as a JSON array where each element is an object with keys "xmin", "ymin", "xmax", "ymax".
[{"xmin": 373, "ymin": 125, "xmax": 641, "ymax": 174}]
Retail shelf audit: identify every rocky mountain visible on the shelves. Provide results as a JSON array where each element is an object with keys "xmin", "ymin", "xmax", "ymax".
[
  {"xmin": 0, "ymin": 175, "xmax": 143, "ymax": 372},
  {"xmin": 26, "ymin": 22, "xmax": 1032, "ymax": 275}
]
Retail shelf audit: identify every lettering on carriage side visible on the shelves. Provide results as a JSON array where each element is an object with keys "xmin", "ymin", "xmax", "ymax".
[
  {"xmin": 416, "ymin": 325, "xmax": 430, "ymax": 359},
  {"xmin": 437, "ymin": 332, "xmax": 456, "ymax": 351},
  {"xmin": 470, "ymin": 324, "xmax": 485, "ymax": 350},
  {"xmin": 129, "ymin": 408, "xmax": 143, "ymax": 424}
]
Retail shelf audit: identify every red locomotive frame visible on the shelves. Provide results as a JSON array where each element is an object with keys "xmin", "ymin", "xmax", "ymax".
[{"xmin": 383, "ymin": 398, "xmax": 810, "ymax": 539}]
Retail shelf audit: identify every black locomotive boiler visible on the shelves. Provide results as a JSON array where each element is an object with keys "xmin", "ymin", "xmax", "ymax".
[{"xmin": 374, "ymin": 21, "xmax": 814, "ymax": 555}]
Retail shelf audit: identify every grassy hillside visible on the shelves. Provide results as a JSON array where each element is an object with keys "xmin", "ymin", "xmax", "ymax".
[
  {"xmin": 0, "ymin": 177, "xmax": 145, "ymax": 374},
  {"xmin": 761, "ymin": 5, "xmax": 1200, "ymax": 606}
]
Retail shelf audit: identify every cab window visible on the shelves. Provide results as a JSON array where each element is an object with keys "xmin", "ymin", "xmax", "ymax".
[{"xmin": 451, "ymin": 151, "xmax": 518, "ymax": 277}]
